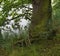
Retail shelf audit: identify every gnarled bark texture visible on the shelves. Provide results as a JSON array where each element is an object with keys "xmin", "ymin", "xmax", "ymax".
[{"xmin": 29, "ymin": 0, "xmax": 52, "ymax": 39}]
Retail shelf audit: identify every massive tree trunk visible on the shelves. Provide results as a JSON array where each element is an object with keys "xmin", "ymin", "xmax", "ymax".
[{"xmin": 29, "ymin": 0, "xmax": 52, "ymax": 39}]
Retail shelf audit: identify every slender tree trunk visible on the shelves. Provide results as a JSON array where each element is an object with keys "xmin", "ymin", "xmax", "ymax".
[
  {"xmin": 0, "ymin": 30, "xmax": 3, "ymax": 46},
  {"xmin": 29, "ymin": 0, "xmax": 52, "ymax": 39}
]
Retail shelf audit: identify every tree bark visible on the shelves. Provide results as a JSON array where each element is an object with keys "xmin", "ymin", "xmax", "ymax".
[
  {"xmin": 0, "ymin": 30, "xmax": 3, "ymax": 46},
  {"xmin": 29, "ymin": 0, "xmax": 52, "ymax": 39}
]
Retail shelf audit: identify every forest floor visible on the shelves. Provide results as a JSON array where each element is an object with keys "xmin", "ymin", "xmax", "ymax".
[{"xmin": 8, "ymin": 37, "xmax": 60, "ymax": 56}]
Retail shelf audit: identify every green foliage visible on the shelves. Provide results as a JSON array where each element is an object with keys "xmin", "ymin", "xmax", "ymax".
[
  {"xmin": 52, "ymin": 0, "xmax": 60, "ymax": 30},
  {"xmin": 0, "ymin": 0, "xmax": 60, "ymax": 56},
  {"xmin": 0, "ymin": 0, "xmax": 32, "ymax": 26}
]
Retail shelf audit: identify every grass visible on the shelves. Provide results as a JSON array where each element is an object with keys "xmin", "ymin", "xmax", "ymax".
[
  {"xmin": 8, "ymin": 38, "xmax": 60, "ymax": 56},
  {"xmin": 0, "ymin": 35, "xmax": 60, "ymax": 56}
]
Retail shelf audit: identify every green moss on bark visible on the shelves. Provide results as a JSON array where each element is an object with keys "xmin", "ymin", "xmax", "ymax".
[{"xmin": 29, "ymin": 0, "xmax": 52, "ymax": 38}]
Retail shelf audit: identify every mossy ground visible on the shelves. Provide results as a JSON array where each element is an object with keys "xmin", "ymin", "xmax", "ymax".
[
  {"xmin": 0, "ymin": 35, "xmax": 60, "ymax": 56},
  {"xmin": 9, "ymin": 37, "xmax": 60, "ymax": 56}
]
